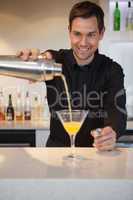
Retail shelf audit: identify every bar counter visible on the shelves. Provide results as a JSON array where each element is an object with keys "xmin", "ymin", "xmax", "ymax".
[
  {"xmin": 0, "ymin": 120, "xmax": 50, "ymax": 146},
  {"xmin": 0, "ymin": 147, "xmax": 132, "ymax": 199},
  {"xmin": 0, "ymin": 120, "xmax": 133, "ymax": 147}
]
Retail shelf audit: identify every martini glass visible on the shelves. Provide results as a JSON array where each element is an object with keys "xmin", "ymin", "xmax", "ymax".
[{"xmin": 56, "ymin": 110, "xmax": 88, "ymax": 159}]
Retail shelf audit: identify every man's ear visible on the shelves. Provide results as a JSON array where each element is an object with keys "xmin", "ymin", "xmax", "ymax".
[
  {"xmin": 68, "ymin": 25, "xmax": 71, "ymax": 32},
  {"xmin": 99, "ymin": 27, "xmax": 105, "ymax": 40}
]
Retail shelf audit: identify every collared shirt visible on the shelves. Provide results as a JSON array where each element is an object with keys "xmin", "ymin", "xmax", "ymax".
[{"xmin": 45, "ymin": 49, "xmax": 127, "ymax": 147}]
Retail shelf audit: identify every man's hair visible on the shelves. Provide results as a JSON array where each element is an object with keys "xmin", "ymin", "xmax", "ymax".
[{"xmin": 69, "ymin": 1, "xmax": 105, "ymax": 32}]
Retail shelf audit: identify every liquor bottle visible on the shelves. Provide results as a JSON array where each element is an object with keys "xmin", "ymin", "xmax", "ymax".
[
  {"xmin": 6, "ymin": 94, "xmax": 14, "ymax": 121},
  {"xmin": 0, "ymin": 89, "xmax": 5, "ymax": 121},
  {"xmin": 32, "ymin": 96, "xmax": 41, "ymax": 121},
  {"xmin": 113, "ymin": 1, "xmax": 121, "ymax": 31},
  {"xmin": 15, "ymin": 92, "xmax": 23, "ymax": 121},
  {"xmin": 24, "ymin": 92, "xmax": 31, "ymax": 120},
  {"xmin": 126, "ymin": 1, "xmax": 133, "ymax": 31}
]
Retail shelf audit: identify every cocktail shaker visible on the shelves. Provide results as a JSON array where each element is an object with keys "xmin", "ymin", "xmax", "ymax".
[{"xmin": 0, "ymin": 55, "xmax": 62, "ymax": 81}]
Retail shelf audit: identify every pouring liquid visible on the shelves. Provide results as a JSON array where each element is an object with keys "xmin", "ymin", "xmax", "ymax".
[{"xmin": 60, "ymin": 74, "xmax": 72, "ymax": 121}]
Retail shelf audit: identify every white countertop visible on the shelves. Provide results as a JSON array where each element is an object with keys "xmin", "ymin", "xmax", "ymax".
[
  {"xmin": 0, "ymin": 147, "xmax": 132, "ymax": 179},
  {"xmin": 0, "ymin": 147, "xmax": 133, "ymax": 200}
]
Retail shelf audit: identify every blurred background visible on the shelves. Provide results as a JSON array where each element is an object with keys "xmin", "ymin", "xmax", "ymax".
[{"xmin": 0, "ymin": 0, "xmax": 133, "ymax": 118}]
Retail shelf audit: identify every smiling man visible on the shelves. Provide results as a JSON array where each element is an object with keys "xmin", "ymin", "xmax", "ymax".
[{"xmin": 18, "ymin": 1, "xmax": 127, "ymax": 150}]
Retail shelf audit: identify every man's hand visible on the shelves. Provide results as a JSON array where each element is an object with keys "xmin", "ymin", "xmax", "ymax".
[
  {"xmin": 16, "ymin": 48, "xmax": 53, "ymax": 61},
  {"xmin": 91, "ymin": 126, "xmax": 116, "ymax": 151},
  {"xmin": 16, "ymin": 49, "xmax": 53, "ymax": 83}
]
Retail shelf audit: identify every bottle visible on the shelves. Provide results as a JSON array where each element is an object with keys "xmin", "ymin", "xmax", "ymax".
[
  {"xmin": 24, "ymin": 92, "xmax": 31, "ymax": 120},
  {"xmin": 32, "ymin": 96, "xmax": 41, "ymax": 121},
  {"xmin": 6, "ymin": 94, "xmax": 14, "ymax": 121},
  {"xmin": 0, "ymin": 89, "xmax": 5, "ymax": 121},
  {"xmin": 15, "ymin": 92, "xmax": 23, "ymax": 121},
  {"xmin": 113, "ymin": 1, "xmax": 121, "ymax": 31},
  {"xmin": 126, "ymin": 1, "xmax": 133, "ymax": 31}
]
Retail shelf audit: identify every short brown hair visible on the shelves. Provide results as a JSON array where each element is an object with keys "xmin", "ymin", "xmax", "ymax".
[{"xmin": 69, "ymin": 1, "xmax": 105, "ymax": 32}]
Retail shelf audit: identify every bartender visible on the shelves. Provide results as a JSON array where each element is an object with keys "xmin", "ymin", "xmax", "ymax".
[{"xmin": 17, "ymin": 1, "xmax": 127, "ymax": 151}]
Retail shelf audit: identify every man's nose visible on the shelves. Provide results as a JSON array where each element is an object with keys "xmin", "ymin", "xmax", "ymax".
[{"xmin": 80, "ymin": 36, "xmax": 88, "ymax": 46}]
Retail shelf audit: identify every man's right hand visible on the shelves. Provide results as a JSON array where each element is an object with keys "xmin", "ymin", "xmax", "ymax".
[
  {"xmin": 16, "ymin": 48, "xmax": 53, "ymax": 61},
  {"xmin": 17, "ymin": 48, "xmax": 53, "ymax": 83}
]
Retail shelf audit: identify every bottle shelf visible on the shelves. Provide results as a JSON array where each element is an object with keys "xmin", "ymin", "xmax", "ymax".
[
  {"xmin": 106, "ymin": 30, "xmax": 133, "ymax": 42},
  {"xmin": 105, "ymin": 0, "xmax": 133, "ymax": 42}
]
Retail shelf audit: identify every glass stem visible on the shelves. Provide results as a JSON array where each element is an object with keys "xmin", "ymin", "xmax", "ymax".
[{"xmin": 70, "ymin": 135, "xmax": 76, "ymax": 156}]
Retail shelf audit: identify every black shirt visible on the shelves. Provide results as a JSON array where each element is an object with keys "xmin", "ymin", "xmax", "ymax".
[{"xmin": 45, "ymin": 49, "xmax": 127, "ymax": 147}]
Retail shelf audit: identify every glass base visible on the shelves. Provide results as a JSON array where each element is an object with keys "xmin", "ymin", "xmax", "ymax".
[
  {"xmin": 62, "ymin": 154, "xmax": 100, "ymax": 169},
  {"xmin": 63, "ymin": 153, "xmax": 88, "ymax": 160}
]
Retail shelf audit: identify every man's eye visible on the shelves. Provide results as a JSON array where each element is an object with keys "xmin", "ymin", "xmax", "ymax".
[
  {"xmin": 74, "ymin": 32, "xmax": 81, "ymax": 36},
  {"xmin": 88, "ymin": 33, "xmax": 96, "ymax": 38}
]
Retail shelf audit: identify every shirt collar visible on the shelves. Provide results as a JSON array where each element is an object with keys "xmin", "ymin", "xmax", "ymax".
[{"xmin": 71, "ymin": 50, "xmax": 99, "ymax": 71}]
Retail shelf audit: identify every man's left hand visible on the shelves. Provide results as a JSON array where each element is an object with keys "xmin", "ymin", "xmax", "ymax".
[{"xmin": 91, "ymin": 126, "xmax": 116, "ymax": 151}]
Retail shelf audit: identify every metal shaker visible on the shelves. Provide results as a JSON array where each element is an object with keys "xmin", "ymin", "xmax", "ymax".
[{"xmin": 0, "ymin": 55, "xmax": 62, "ymax": 81}]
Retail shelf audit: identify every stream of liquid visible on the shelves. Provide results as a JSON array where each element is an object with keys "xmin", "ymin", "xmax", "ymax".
[{"xmin": 60, "ymin": 74, "xmax": 72, "ymax": 121}]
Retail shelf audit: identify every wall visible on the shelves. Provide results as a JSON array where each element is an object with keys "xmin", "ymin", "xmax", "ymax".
[{"xmin": 0, "ymin": 0, "xmax": 98, "ymax": 53}]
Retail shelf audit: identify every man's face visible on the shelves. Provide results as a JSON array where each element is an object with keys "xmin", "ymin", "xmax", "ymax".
[{"xmin": 69, "ymin": 17, "xmax": 104, "ymax": 65}]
